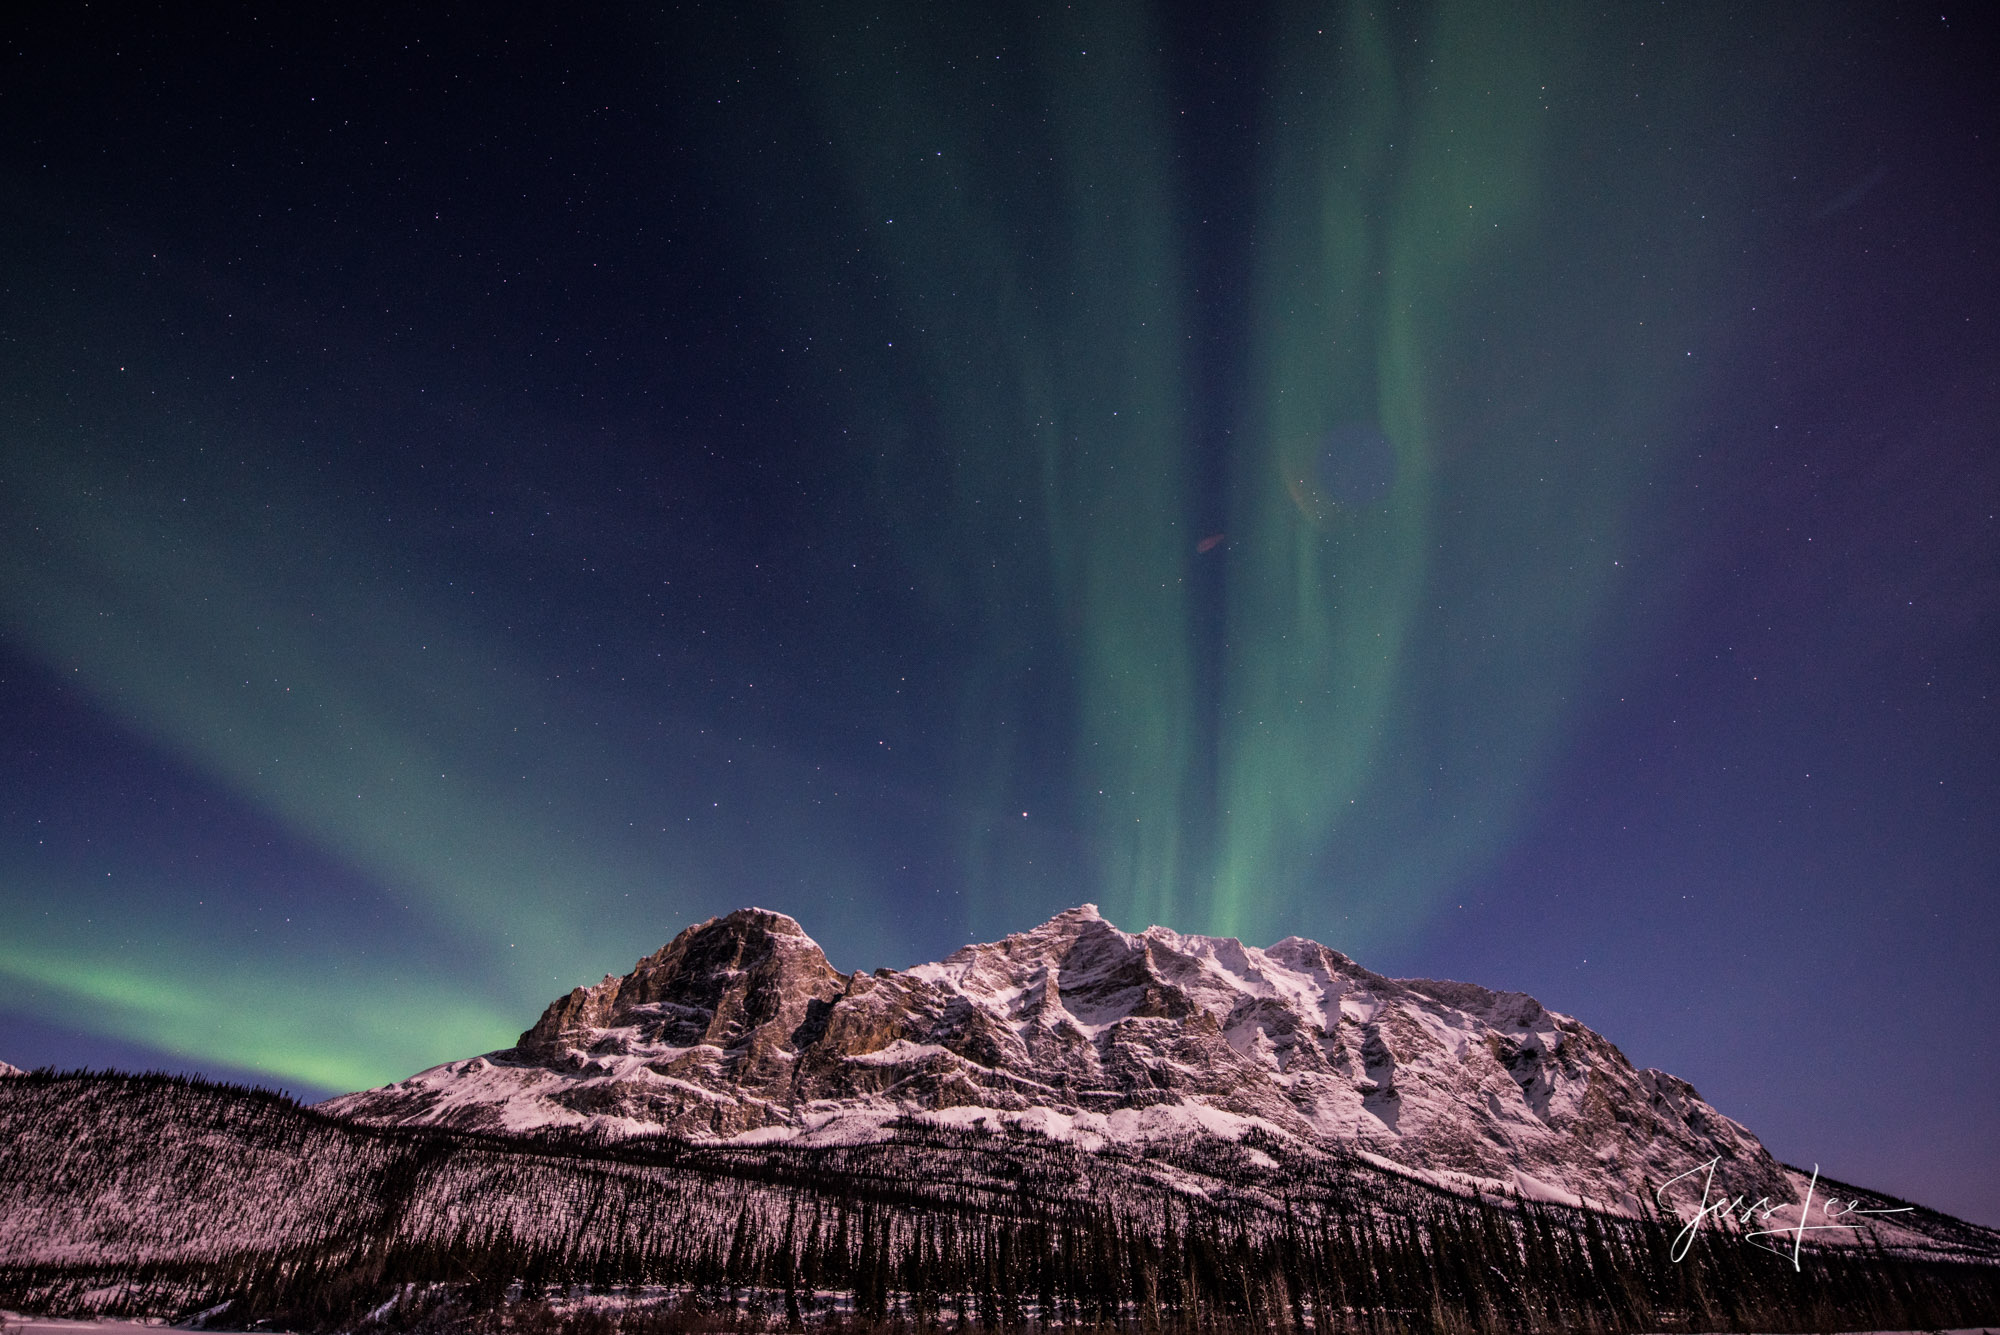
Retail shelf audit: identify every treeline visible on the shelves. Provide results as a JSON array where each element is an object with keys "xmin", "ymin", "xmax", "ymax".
[{"xmin": 2, "ymin": 1072, "xmax": 1995, "ymax": 1334}]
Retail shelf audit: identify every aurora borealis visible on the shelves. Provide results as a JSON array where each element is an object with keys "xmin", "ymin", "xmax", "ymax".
[{"xmin": 3, "ymin": 2, "xmax": 1996, "ymax": 1224}]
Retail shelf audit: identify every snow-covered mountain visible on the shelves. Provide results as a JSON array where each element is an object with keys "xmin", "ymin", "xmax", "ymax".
[
  {"xmin": 323, "ymin": 905, "xmax": 1791, "ymax": 1217},
  {"xmin": 0, "ymin": 1060, "xmax": 23, "ymax": 1077}
]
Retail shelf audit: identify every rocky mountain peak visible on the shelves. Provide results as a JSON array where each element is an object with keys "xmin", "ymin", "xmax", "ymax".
[
  {"xmin": 324, "ymin": 904, "xmax": 1797, "ymax": 1219},
  {"xmin": 516, "ymin": 907, "xmax": 844, "ymax": 1070}
]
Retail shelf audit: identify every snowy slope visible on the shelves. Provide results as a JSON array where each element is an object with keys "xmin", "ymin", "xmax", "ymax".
[{"xmin": 322, "ymin": 905, "xmax": 1796, "ymax": 1221}]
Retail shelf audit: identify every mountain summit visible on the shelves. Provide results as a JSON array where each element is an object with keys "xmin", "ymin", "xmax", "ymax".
[{"xmin": 322, "ymin": 906, "xmax": 1786, "ymax": 1216}]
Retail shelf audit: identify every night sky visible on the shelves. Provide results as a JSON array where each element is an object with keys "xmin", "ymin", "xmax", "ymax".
[{"xmin": 4, "ymin": 3, "xmax": 1996, "ymax": 1224}]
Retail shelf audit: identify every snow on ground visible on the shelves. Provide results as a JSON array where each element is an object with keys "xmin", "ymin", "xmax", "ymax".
[
  {"xmin": 3, "ymin": 1310, "xmax": 1989, "ymax": 1335},
  {"xmin": 0, "ymin": 1319, "xmax": 288, "ymax": 1335},
  {"xmin": 709, "ymin": 1095, "xmax": 1302, "ymax": 1155}
]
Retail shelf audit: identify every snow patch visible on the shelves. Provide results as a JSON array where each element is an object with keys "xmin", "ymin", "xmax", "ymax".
[
  {"xmin": 846, "ymin": 1041, "xmax": 953, "ymax": 1067},
  {"xmin": 1511, "ymin": 1169, "xmax": 1586, "ymax": 1208}
]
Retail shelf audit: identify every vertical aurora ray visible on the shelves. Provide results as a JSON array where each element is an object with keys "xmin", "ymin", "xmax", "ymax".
[
  {"xmin": 741, "ymin": 0, "xmax": 1740, "ymax": 947},
  {"xmin": 1214, "ymin": 3, "xmax": 1734, "ymax": 944},
  {"xmin": 1213, "ymin": 3, "xmax": 1549, "ymax": 936},
  {"xmin": 1213, "ymin": 3, "xmax": 1417, "ymax": 937},
  {"xmin": 781, "ymin": 0, "xmax": 1198, "ymax": 931},
  {"xmin": 1036, "ymin": 7, "xmax": 1195, "ymax": 933}
]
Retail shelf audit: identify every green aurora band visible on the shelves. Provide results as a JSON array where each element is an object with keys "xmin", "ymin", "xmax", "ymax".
[
  {"xmin": 1219, "ymin": 2, "xmax": 1563, "ymax": 940},
  {"xmin": 0, "ymin": 0, "xmax": 1748, "ymax": 1087},
  {"xmin": 780, "ymin": 1, "xmax": 1730, "ymax": 943},
  {"xmin": 783, "ymin": 0, "xmax": 1200, "ymax": 935}
]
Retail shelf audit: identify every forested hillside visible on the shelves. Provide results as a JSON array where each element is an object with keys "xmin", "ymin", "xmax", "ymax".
[{"xmin": 2, "ymin": 1072, "xmax": 1995, "ymax": 1334}]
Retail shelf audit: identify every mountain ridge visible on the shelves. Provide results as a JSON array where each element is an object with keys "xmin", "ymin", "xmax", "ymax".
[{"xmin": 323, "ymin": 905, "xmax": 1794, "ymax": 1222}]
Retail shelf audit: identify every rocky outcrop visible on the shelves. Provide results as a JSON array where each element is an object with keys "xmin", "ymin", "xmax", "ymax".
[{"xmin": 321, "ymin": 904, "xmax": 1793, "ymax": 1216}]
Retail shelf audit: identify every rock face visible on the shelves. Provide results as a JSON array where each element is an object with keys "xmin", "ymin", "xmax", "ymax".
[{"xmin": 321, "ymin": 905, "xmax": 1791, "ymax": 1216}]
